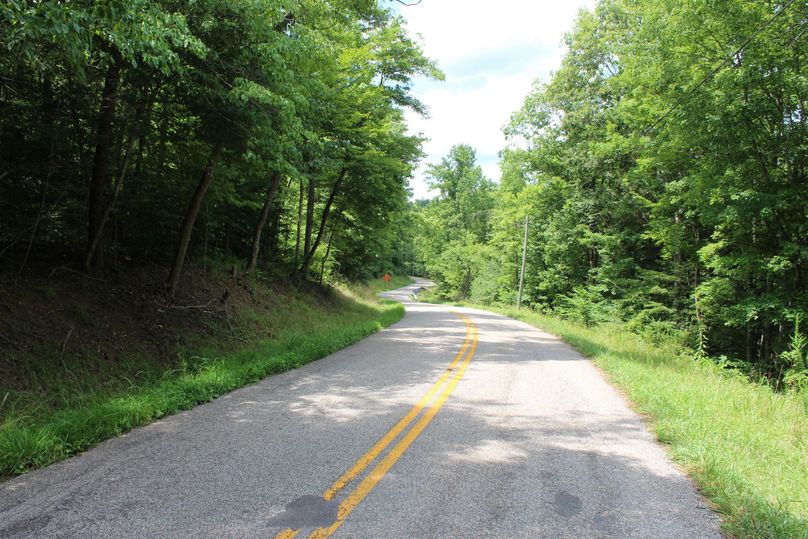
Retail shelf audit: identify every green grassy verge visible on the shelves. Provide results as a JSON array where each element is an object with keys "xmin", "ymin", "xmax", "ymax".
[
  {"xmin": 444, "ymin": 300, "xmax": 807, "ymax": 538},
  {"xmin": 0, "ymin": 284, "xmax": 404, "ymax": 479},
  {"xmin": 366, "ymin": 274, "xmax": 415, "ymax": 293}
]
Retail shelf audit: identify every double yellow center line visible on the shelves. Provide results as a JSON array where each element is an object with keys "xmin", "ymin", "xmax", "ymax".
[{"xmin": 274, "ymin": 312, "xmax": 479, "ymax": 539}]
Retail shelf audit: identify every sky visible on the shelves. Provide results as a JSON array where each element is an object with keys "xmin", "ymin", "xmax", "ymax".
[{"xmin": 394, "ymin": 0, "xmax": 596, "ymax": 199}]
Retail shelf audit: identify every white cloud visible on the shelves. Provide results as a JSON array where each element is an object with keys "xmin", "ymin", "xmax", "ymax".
[
  {"xmin": 402, "ymin": 0, "xmax": 591, "ymax": 64},
  {"xmin": 408, "ymin": 72, "xmax": 536, "ymax": 156},
  {"xmin": 397, "ymin": 0, "xmax": 595, "ymax": 199}
]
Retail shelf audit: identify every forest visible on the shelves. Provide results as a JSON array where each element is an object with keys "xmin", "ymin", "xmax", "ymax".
[
  {"xmin": 1, "ymin": 0, "xmax": 806, "ymax": 393},
  {"xmin": 0, "ymin": 0, "xmax": 436, "ymax": 293},
  {"xmin": 0, "ymin": 0, "xmax": 440, "ymax": 478},
  {"xmin": 411, "ymin": 0, "xmax": 808, "ymax": 389},
  {"xmin": 0, "ymin": 1, "xmax": 806, "ymax": 534},
  {"xmin": 6, "ymin": 0, "xmax": 804, "ymax": 385}
]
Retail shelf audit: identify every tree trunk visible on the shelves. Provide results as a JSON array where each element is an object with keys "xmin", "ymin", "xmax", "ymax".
[
  {"xmin": 167, "ymin": 141, "xmax": 225, "ymax": 297},
  {"xmin": 302, "ymin": 177, "xmax": 315, "ymax": 268},
  {"xmin": 19, "ymin": 157, "xmax": 51, "ymax": 278},
  {"xmin": 18, "ymin": 76, "xmax": 56, "ymax": 276},
  {"xmin": 202, "ymin": 203, "xmax": 210, "ymax": 276},
  {"xmin": 87, "ymin": 53, "xmax": 122, "ymax": 269},
  {"xmin": 245, "ymin": 171, "xmax": 282, "ymax": 273},
  {"xmin": 85, "ymin": 88, "xmax": 150, "ymax": 271},
  {"xmin": 84, "ymin": 134, "xmax": 136, "ymax": 271},
  {"xmin": 319, "ymin": 214, "xmax": 340, "ymax": 284},
  {"xmin": 299, "ymin": 168, "xmax": 346, "ymax": 277},
  {"xmin": 762, "ymin": 321, "xmax": 772, "ymax": 365},
  {"xmin": 294, "ymin": 177, "xmax": 304, "ymax": 266},
  {"xmin": 267, "ymin": 198, "xmax": 282, "ymax": 263}
]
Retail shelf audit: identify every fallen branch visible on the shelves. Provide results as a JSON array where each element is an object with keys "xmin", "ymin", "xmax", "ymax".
[
  {"xmin": 48, "ymin": 265, "xmax": 107, "ymax": 282},
  {"xmin": 167, "ymin": 297, "xmax": 217, "ymax": 310}
]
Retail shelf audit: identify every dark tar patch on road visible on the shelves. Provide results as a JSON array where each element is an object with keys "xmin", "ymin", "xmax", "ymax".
[
  {"xmin": 267, "ymin": 495, "xmax": 339, "ymax": 528},
  {"xmin": 553, "ymin": 490, "xmax": 583, "ymax": 517}
]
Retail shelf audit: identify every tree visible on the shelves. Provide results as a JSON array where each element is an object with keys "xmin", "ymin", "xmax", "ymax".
[
  {"xmin": 410, "ymin": 0, "xmax": 808, "ymax": 379},
  {"xmin": 0, "ymin": 0, "xmax": 440, "ymax": 300}
]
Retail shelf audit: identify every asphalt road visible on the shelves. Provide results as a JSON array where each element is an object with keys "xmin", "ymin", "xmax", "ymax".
[{"xmin": 0, "ymin": 278, "xmax": 721, "ymax": 538}]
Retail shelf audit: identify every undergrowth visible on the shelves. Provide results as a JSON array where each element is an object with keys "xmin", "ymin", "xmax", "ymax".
[{"xmin": 0, "ymin": 281, "xmax": 403, "ymax": 479}]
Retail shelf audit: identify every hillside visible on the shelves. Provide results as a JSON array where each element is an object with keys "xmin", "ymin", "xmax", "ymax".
[{"xmin": 0, "ymin": 265, "xmax": 403, "ymax": 477}]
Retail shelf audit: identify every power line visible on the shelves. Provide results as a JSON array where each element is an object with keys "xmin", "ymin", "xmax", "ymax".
[{"xmin": 643, "ymin": 0, "xmax": 799, "ymax": 135}]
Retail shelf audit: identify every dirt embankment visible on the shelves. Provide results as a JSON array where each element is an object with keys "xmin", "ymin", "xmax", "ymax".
[{"xmin": 0, "ymin": 265, "xmax": 334, "ymax": 392}]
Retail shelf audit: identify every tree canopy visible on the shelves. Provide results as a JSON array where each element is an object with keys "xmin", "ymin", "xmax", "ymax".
[
  {"xmin": 411, "ymin": 0, "xmax": 807, "ymax": 386},
  {"xmin": 0, "ymin": 0, "xmax": 441, "ymax": 293}
]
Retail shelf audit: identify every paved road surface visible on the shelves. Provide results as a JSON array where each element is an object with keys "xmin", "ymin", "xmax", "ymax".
[{"xmin": 0, "ymin": 278, "xmax": 721, "ymax": 538}]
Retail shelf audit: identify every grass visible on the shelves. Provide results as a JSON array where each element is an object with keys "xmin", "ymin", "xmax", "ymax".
[
  {"xmin": 365, "ymin": 274, "xmax": 415, "ymax": 293},
  {"xmin": 436, "ymin": 298, "xmax": 807, "ymax": 538},
  {"xmin": 0, "ymin": 283, "xmax": 404, "ymax": 479}
]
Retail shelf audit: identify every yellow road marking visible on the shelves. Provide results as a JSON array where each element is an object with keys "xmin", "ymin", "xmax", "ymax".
[
  {"xmin": 308, "ymin": 317, "xmax": 479, "ymax": 538},
  {"xmin": 322, "ymin": 316, "xmax": 473, "ymax": 501},
  {"xmin": 272, "ymin": 314, "xmax": 478, "ymax": 539}
]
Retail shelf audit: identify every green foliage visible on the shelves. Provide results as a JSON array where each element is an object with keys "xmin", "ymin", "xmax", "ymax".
[
  {"xmin": 556, "ymin": 285, "xmax": 616, "ymax": 327},
  {"xmin": 782, "ymin": 315, "xmax": 808, "ymax": 392},
  {"xmin": 0, "ymin": 0, "xmax": 440, "ymax": 286},
  {"xmin": 1, "ymin": 0, "xmax": 205, "ymax": 75},
  {"xmin": 411, "ymin": 0, "xmax": 808, "ymax": 381},
  {"xmin": 411, "ymin": 145, "xmax": 497, "ymax": 301},
  {"xmin": 426, "ymin": 145, "xmax": 494, "ymax": 244}
]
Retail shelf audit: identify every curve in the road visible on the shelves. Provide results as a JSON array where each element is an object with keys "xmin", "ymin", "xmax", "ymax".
[{"xmin": 0, "ymin": 277, "xmax": 722, "ymax": 538}]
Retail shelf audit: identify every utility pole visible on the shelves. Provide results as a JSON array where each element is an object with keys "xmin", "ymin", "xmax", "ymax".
[{"xmin": 517, "ymin": 214, "xmax": 528, "ymax": 310}]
